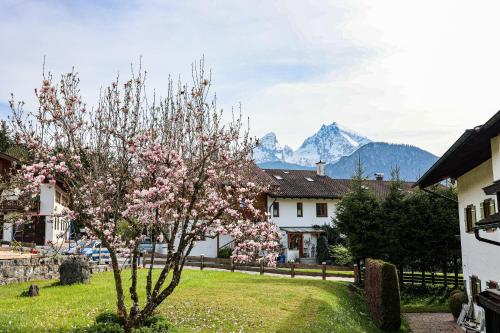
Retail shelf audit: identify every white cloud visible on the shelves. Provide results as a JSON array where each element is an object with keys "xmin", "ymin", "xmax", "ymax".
[{"xmin": 2, "ymin": 0, "xmax": 500, "ymax": 156}]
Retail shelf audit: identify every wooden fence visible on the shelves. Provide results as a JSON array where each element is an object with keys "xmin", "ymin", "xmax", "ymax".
[
  {"xmin": 142, "ymin": 253, "xmax": 353, "ymax": 280},
  {"xmin": 401, "ymin": 271, "xmax": 463, "ymax": 287}
]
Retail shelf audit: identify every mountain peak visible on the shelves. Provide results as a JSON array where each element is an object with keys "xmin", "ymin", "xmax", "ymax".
[{"xmin": 254, "ymin": 122, "xmax": 371, "ymax": 166}]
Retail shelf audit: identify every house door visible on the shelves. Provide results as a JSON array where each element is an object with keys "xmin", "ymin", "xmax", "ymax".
[
  {"xmin": 14, "ymin": 216, "xmax": 45, "ymax": 245},
  {"xmin": 288, "ymin": 233, "xmax": 303, "ymax": 257}
]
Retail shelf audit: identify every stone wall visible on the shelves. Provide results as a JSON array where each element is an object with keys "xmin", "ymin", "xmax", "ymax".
[{"xmin": 0, "ymin": 256, "xmax": 63, "ymax": 285}]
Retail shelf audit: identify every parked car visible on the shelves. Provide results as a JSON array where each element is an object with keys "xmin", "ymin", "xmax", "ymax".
[
  {"xmin": 138, "ymin": 238, "xmax": 154, "ymax": 254},
  {"xmin": 65, "ymin": 240, "xmax": 110, "ymax": 263}
]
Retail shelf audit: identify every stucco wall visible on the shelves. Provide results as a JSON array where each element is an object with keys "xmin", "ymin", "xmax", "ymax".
[
  {"xmin": 457, "ymin": 158, "xmax": 500, "ymax": 292},
  {"xmin": 266, "ymin": 197, "xmax": 338, "ymax": 227}
]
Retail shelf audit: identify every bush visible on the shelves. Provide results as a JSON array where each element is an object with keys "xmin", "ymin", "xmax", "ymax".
[
  {"xmin": 365, "ymin": 258, "xmax": 401, "ymax": 332},
  {"xmin": 329, "ymin": 244, "xmax": 353, "ymax": 266},
  {"xmin": 448, "ymin": 291, "xmax": 468, "ymax": 318},
  {"xmin": 85, "ymin": 313, "xmax": 170, "ymax": 333},
  {"xmin": 96, "ymin": 312, "xmax": 121, "ymax": 324},
  {"xmin": 316, "ymin": 236, "xmax": 329, "ymax": 264},
  {"xmin": 81, "ymin": 322, "xmax": 125, "ymax": 333},
  {"xmin": 217, "ymin": 247, "xmax": 232, "ymax": 259}
]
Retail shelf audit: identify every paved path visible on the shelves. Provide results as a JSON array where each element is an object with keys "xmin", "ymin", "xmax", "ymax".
[{"xmin": 404, "ymin": 313, "xmax": 462, "ymax": 333}]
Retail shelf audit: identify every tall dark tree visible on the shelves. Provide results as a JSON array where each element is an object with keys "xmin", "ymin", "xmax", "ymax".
[
  {"xmin": 335, "ymin": 159, "xmax": 384, "ymax": 261},
  {"xmin": 379, "ymin": 167, "xmax": 409, "ymax": 279},
  {"xmin": 0, "ymin": 121, "xmax": 12, "ymax": 152}
]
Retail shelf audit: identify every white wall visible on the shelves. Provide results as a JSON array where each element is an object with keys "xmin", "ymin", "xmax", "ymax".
[
  {"xmin": 266, "ymin": 197, "xmax": 338, "ymax": 227},
  {"xmin": 2, "ymin": 221, "xmax": 13, "ymax": 242},
  {"xmin": 40, "ymin": 184, "xmax": 56, "ymax": 244},
  {"xmin": 174, "ymin": 234, "xmax": 233, "ymax": 258},
  {"xmin": 457, "ymin": 158, "xmax": 500, "ymax": 292}
]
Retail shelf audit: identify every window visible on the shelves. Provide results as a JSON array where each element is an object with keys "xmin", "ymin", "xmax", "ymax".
[
  {"xmin": 316, "ymin": 203, "xmax": 327, "ymax": 217},
  {"xmin": 55, "ymin": 191, "xmax": 62, "ymax": 204},
  {"xmin": 272, "ymin": 202, "xmax": 280, "ymax": 217},
  {"xmin": 273, "ymin": 175, "xmax": 283, "ymax": 180},
  {"xmin": 297, "ymin": 202, "xmax": 303, "ymax": 217},
  {"xmin": 480, "ymin": 198, "xmax": 496, "ymax": 219},
  {"xmin": 305, "ymin": 177, "xmax": 314, "ymax": 182},
  {"xmin": 465, "ymin": 205, "xmax": 476, "ymax": 233},
  {"xmin": 470, "ymin": 275, "xmax": 481, "ymax": 302}
]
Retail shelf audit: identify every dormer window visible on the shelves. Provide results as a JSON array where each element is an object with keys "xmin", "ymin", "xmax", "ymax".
[
  {"xmin": 273, "ymin": 175, "xmax": 283, "ymax": 180},
  {"xmin": 305, "ymin": 177, "xmax": 314, "ymax": 182}
]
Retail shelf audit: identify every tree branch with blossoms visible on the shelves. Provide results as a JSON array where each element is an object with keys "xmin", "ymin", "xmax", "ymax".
[{"xmin": 9, "ymin": 59, "xmax": 280, "ymax": 331}]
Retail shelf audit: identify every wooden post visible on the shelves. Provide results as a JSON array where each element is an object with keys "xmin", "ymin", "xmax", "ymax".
[
  {"xmin": 356, "ymin": 259, "xmax": 362, "ymax": 285},
  {"xmin": 291, "ymin": 262, "xmax": 295, "ymax": 278},
  {"xmin": 322, "ymin": 262, "xmax": 326, "ymax": 280},
  {"xmin": 411, "ymin": 267, "xmax": 414, "ymax": 286},
  {"xmin": 260, "ymin": 259, "xmax": 264, "ymax": 275},
  {"xmin": 142, "ymin": 251, "xmax": 146, "ymax": 269},
  {"xmin": 231, "ymin": 256, "xmax": 235, "ymax": 272},
  {"xmin": 98, "ymin": 244, "xmax": 102, "ymax": 265},
  {"xmin": 200, "ymin": 254, "xmax": 204, "ymax": 270},
  {"xmin": 453, "ymin": 256, "xmax": 459, "ymax": 288},
  {"xmin": 421, "ymin": 270, "xmax": 426, "ymax": 287},
  {"xmin": 443, "ymin": 262, "xmax": 448, "ymax": 288},
  {"xmin": 431, "ymin": 272, "xmax": 435, "ymax": 285}
]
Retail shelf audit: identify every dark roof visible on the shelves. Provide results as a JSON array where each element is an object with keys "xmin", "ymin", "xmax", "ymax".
[
  {"xmin": 263, "ymin": 169, "xmax": 414, "ymax": 200},
  {"xmin": 416, "ymin": 111, "xmax": 500, "ymax": 188},
  {"xmin": 0, "ymin": 152, "xmax": 18, "ymax": 163},
  {"xmin": 246, "ymin": 163, "xmax": 280, "ymax": 188}
]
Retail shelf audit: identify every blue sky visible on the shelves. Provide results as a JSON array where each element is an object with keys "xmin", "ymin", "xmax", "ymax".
[{"xmin": 2, "ymin": 0, "xmax": 500, "ymax": 155}]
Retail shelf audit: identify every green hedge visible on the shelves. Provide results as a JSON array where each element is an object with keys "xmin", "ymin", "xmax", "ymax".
[{"xmin": 365, "ymin": 258, "xmax": 401, "ymax": 331}]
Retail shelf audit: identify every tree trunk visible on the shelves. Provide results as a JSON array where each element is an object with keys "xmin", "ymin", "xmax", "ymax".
[
  {"xmin": 453, "ymin": 256, "xmax": 459, "ymax": 288},
  {"xmin": 443, "ymin": 262, "xmax": 448, "ymax": 288},
  {"xmin": 109, "ymin": 250, "xmax": 127, "ymax": 325}
]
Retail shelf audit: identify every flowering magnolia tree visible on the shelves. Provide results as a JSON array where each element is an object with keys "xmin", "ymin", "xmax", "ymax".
[{"xmin": 9, "ymin": 61, "xmax": 280, "ymax": 331}]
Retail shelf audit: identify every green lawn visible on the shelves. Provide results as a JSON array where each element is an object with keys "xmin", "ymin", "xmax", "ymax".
[
  {"xmin": 400, "ymin": 285, "xmax": 455, "ymax": 313},
  {"xmin": 0, "ymin": 269, "xmax": 410, "ymax": 333}
]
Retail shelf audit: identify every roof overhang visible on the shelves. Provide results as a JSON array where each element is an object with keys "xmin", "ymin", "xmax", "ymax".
[
  {"xmin": 268, "ymin": 194, "xmax": 341, "ymax": 200},
  {"xmin": 280, "ymin": 227, "xmax": 325, "ymax": 233},
  {"xmin": 416, "ymin": 111, "xmax": 500, "ymax": 188}
]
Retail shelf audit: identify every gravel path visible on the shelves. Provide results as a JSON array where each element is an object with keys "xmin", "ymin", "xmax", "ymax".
[{"xmin": 404, "ymin": 313, "xmax": 462, "ymax": 333}]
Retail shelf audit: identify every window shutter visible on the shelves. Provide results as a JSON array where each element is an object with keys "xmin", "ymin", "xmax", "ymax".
[
  {"xmin": 472, "ymin": 205, "xmax": 477, "ymax": 224},
  {"xmin": 491, "ymin": 199, "xmax": 496, "ymax": 214},
  {"xmin": 465, "ymin": 208, "xmax": 470, "ymax": 232},
  {"xmin": 480, "ymin": 202, "xmax": 484, "ymax": 219}
]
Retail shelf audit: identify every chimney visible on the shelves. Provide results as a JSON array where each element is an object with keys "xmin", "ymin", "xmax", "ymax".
[
  {"xmin": 374, "ymin": 173, "xmax": 384, "ymax": 181},
  {"xmin": 316, "ymin": 160, "xmax": 325, "ymax": 176}
]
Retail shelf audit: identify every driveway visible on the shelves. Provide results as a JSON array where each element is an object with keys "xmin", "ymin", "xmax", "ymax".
[{"xmin": 404, "ymin": 313, "xmax": 462, "ymax": 333}]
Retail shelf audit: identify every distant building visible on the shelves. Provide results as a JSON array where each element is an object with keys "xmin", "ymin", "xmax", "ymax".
[
  {"xmin": 0, "ymin": 152, "xmax": 70, "ymax": 245},
  {"xmin": 416, "ymin": 111, "xmax": 500, "ymax": 302},
  {"xmin": 263, "ymin": 162, "xmax": 413, "ymax": 263},
  {"xmin": 193, "ymin": 161, "xmax": 414, "ymax": 263}
]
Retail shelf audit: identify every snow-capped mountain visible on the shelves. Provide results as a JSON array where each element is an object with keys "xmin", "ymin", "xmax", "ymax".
[
  {"xmin": 253, "ymin": 132, "xmax": 294, "ymax": 163},
  {"xmin": 253, "ymin": 122, "xmax": 371, "ymax": 166},
  {"xmin": 289, "ymin": 122, "xmax": 371, "ymax": 165}
]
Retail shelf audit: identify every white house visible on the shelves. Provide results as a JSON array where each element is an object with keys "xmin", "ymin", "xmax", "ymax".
[
  {"xmin": 416, "ymin": 111, "xmax": 500, "ymax": 305},
  {"xmin": 263, "ymin": 162, "xmax": 339, "ymax": 263},
  {"xmin": 0, "ymin": 152, "xmax": 71, "ymax": 246},
  {"xmin": 189, "ymin": 162, "xmax": 413, "ymax": 262}
]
